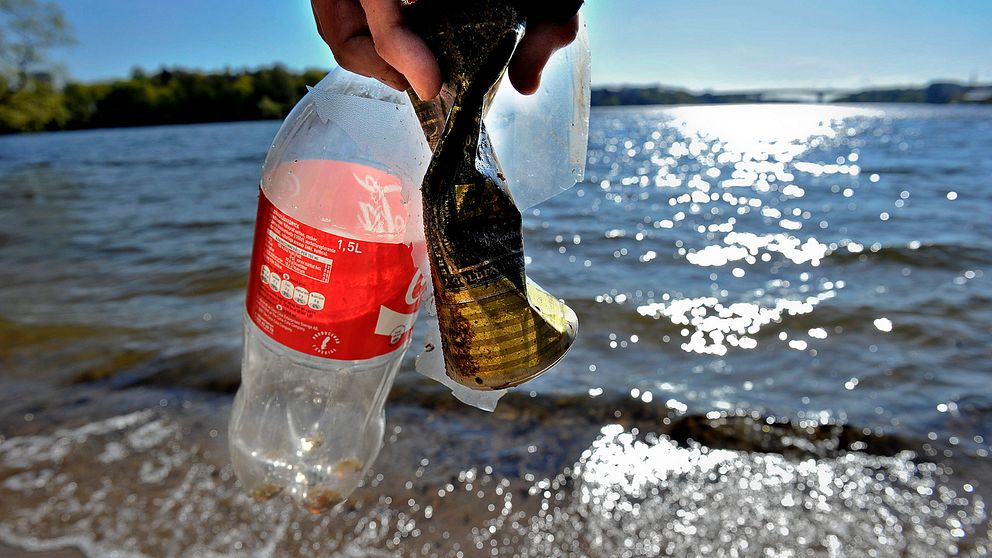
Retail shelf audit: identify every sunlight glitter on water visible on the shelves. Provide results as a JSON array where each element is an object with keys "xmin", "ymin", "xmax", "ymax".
[
  {"xmin": 666, "ymin": 104, "xmax": 883, "ymax": 147},
  {"xmin": 636, "ymin": 290, "xmax": 837, "ymax": 355},
  {"xmin": 606, "ymin": 106, "xmax": 881, "ymax": 357},
  {"xmin": 498, "ymin": 425, "xmax": 987, "ymax": 557}
]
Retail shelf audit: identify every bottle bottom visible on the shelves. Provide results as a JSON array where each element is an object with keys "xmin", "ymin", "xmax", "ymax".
[
  {"xmin": 229, "ymin": 381, "xmax": 384, "ymax": 513},
  {"xmin": 229, "ymin": 319, "xmax": 402, "ymax": 513}
]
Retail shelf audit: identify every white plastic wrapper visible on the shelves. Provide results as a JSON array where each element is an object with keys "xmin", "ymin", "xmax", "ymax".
[{"xmin": 487, "ymin": 21, "xmax": 591, "ymax": 210}]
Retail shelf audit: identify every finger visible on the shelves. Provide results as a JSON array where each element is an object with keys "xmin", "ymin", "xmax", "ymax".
[
  {"xmin": 508, "ymin": 15, "xmax": 580, "ymax": 95},
  {"xmin": 339, "ymin": 35, "xmax": 411, "ymax": 90},
  {"xmin": 311, "ymin": 0, "xmax": 410, "ymax": 90},
  {"xmin": 360, "ymin": 0, "xmax": 441, "ymax": 100}
]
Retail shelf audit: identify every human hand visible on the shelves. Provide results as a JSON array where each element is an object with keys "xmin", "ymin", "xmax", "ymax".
[{"xmin": 311, "ymin": 0, "xmax": 580, "ymax": 100}]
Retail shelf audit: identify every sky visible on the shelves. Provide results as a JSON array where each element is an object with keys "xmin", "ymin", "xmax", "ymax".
[{"xmin": 48, "ymin": 0, "xmax": 992, "ymax": 90}]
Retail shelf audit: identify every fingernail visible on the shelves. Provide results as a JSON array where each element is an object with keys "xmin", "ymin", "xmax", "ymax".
[
  {"xmin": 412, "ymin": 84, "xmax": 430, "ymax": 101},
  {"xmin": 375, "ymin": 77, "xmax": 405, "ymax": 92}
]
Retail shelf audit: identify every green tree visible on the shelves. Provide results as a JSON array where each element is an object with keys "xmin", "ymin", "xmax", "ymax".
[
  {"xmin": 0, "ymin": 71, "xmax": 67, "ymax": 131},
  {"xmin": 0, "ymin": 0, "xmax": 74, "ymax": 132},
  {"xmin": 1, "ymin": 62, "xmax": 328, "ymax": 133},
  {"xmin": 0, "ymin": 0, "xmax": 75, "ymax": 90}
]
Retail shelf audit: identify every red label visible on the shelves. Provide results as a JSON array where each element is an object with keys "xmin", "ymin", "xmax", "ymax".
[{"xmin": 246, "ymin": 161, "xmax": 426, "ymax": 360}]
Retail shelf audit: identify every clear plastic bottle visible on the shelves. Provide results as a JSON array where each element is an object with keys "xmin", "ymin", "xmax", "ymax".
[{"xmin": 228, "ymin": 69, "xmax": 431, "ymax": 513}]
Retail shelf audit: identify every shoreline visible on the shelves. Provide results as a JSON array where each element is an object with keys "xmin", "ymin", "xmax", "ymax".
[{"xmin": 3, "ymin": 101, "xmax": 991, "ymax": 138}]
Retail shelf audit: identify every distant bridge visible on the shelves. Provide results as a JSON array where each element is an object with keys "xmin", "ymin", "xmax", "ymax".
[{"xmin": 712, "ymin": 88, "xmax": 858, "ymax": 103}]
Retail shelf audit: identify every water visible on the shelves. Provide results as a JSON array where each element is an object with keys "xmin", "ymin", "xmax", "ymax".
[{"xmin": 1, "ymin": 105, "xmax": 990, "ymax": 556}]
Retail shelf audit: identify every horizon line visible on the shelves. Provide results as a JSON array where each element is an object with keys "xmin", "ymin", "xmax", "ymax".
[{"xmin": 60, "ymin": 63, "xmax": 992, "ymax": 94}]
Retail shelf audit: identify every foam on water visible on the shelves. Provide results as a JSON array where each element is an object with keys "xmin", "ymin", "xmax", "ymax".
[
  {"xmin": 0, "ymin": 407, "xmax": 407, "ymax": 556},
  {"xmin": 1, "ymin": 405, "xmax": 988, "ymax": 557}
]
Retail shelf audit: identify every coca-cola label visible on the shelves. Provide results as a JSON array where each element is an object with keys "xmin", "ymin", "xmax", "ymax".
[{"xmin": 246, "ymin": 161, "xmax": 426, "ymax": 360}]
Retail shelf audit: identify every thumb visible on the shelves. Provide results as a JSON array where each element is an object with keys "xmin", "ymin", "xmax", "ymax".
[{"xmin": 508, "ymin": 15, "xmax": 580, "ymax": 95}]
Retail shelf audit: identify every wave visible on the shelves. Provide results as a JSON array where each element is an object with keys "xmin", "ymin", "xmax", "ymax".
[
  {"xmin": 571, "ymin": 292, "xmax": 992, "ymax": 347},
  {"xmin": 67, "ymin": 347, "xmax": 241, "ymax": 393},
  {"xmin": 826, "ymin": 241, "xmax": 992, "ymax": 268},
  {"xmin": 0, "ymin": 317, "xmax": 140, "ymax": 354},
  {"xmin": 86, "ymin": 265, "xmax": 248, "ymax": 299},
  {"xmin": 157, "ymin": 218, "xmax": 254, "ymax": 232},
  {"xmin": 387, "ymin": 382, "xmax": 920, "ymax": 459},
  {"xmin": 55, "ymin": 339, "xmax": 922, "ymax": 461}
]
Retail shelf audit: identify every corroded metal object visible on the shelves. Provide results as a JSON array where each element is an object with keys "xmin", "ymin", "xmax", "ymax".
[{"xmin": 407, "ymin": 0, "xmax": 578, "ymax": 390}]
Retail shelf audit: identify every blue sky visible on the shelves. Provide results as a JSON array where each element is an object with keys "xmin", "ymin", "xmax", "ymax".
[{"xmin": 49, "ymin": 0, "xmax": 992, "ymax": 90}]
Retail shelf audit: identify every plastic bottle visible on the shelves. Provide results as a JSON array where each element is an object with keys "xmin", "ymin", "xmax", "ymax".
[{"xmin": 228, "ymin": 69, "xmax": 432, "ymax": 513}]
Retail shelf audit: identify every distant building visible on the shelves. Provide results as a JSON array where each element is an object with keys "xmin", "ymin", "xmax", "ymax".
[{"xmin": 962, "ymin": 88, "xmax": 992, "ymax": 103}]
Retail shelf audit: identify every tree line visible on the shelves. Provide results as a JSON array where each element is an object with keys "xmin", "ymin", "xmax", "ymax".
[
  {"xmin": 0, "ymin": 65, "xmax": 328, "ymax": 134},
  {"xmin": 590, "ymin": 83, "xmax": 992, "ymax": 107},
  {"xmin": 4, "ymin": 1, "xmax": 991, "ymax": 135}
]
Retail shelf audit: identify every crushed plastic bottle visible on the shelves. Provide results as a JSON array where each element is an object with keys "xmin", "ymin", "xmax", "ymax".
[{"xmin": 228, "ymin": 70, "xmax": 432, "ymax": 513}]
